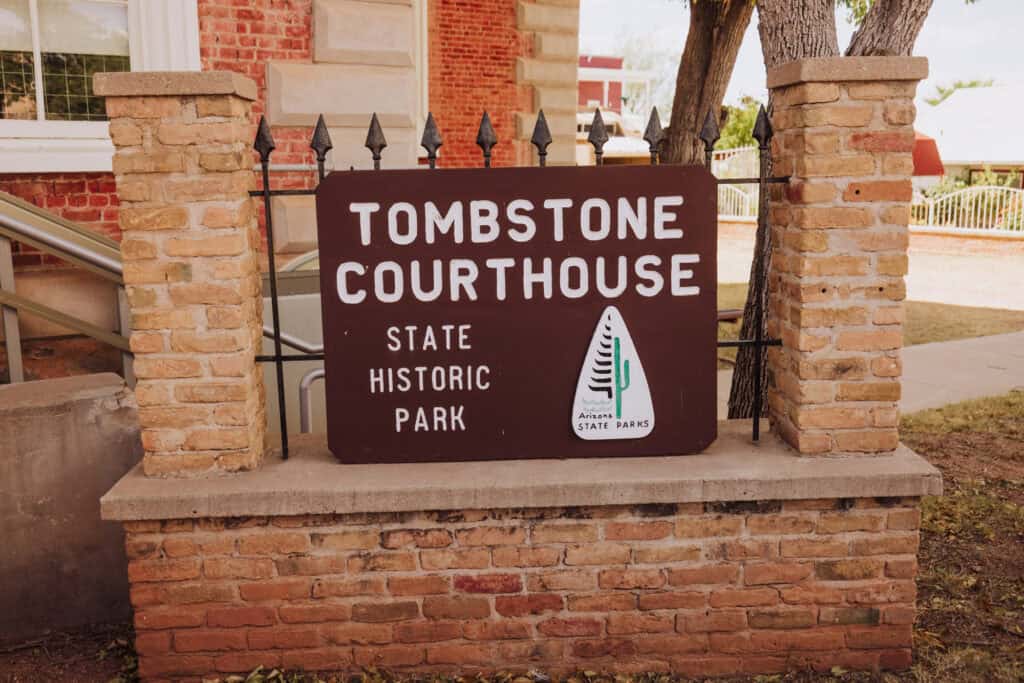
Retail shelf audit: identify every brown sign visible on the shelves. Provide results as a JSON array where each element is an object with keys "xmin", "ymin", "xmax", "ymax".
[{"xmin": 315, "ymin": 164, "xmax": 717, "ymax": 464}]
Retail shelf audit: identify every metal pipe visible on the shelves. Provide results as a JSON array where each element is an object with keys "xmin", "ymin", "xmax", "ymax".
[
  {"xmin": 0, "ymin": 236, "xmax": 24, "ymax": 382},
  {"xmin": 0, "ymin": 211, "xmax": 122, "ymax": 275},
  {"xmin": 116, "ymin": 284, "xmax": 134, "ymax": 386},
  {"xmin": 299, "ymin": 367, "xmax": 325, "ymax": 433},
  {"xmin": 261, "ymin": 325, "xmax": 323, "ymax": 354},
  {"xmin": 251, "ymin": 164, "xmax": 331, "ymax": 173}
]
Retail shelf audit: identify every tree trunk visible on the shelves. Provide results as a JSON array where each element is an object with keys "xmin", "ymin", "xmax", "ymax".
[
  {"xmin": 756, "ymin": 0, "xmax": 840, "ymax": 67},
  {"xmin": 727, "ymin": 0, "xmax": 840, "ymax": 420},
  {"xmin": 662, "ymin": 0, "xmax": 754, "ymax": 165},
  {"xmin": 847, "ymin": 0, "xmax": 934, "ymax": 56}
]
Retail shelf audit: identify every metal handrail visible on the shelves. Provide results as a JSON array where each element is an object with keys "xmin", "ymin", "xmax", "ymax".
[
  {"xmin": 0, "ymin": 191, "xmax": 122, "ymax": 279},
  {"xmin": 298, "ymin": 367, "xmax": 325, "ymax": 433},
  {"xmin": 0, "ymin": 190, "xmax": 329, "ymax": 384},
  {"xmin": 0, "ymin": 191, "xmax": 131, "ymax": 383}
]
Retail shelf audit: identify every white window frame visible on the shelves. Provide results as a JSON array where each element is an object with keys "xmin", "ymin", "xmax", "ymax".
[{"xmin": 0, "ymin": 0, "xmax": 201, "ymax": 173}]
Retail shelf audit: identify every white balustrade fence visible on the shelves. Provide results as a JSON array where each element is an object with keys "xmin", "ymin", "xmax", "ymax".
[
  {"xmin": 712, "ymin": 146, "xmax": 758, "ymax": 221},
  {"xmin": 911, "ymin": 185, "xmax": 1024, "ymax": 238}
]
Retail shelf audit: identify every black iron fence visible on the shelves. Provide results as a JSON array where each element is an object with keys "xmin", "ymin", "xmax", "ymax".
[{"xmin": 250, "ymin": 106, "xmax": 786, "ymax": 459}]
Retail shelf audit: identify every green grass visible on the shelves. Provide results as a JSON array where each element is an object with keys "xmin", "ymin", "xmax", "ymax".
[
  {"xmin": 900, "ymin": 391, "xmax": 1024, "ymax": 683},
  {"xmin": 900, "ymin": 391, "xmax": 1024, "ymax": 436}
]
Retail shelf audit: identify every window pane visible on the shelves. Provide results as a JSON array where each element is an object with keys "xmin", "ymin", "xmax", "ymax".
[
  {"xmin": 0, "ymin": 51, "xmax": 36, "ymax": 120},
  {"xmin": 0, "ymin": 0, "xmax": 32, "ymax": 52},
  {"xmin": 37, "ymin": 1, "xmax": 130, "ymax": 121},
  {"xmin": 0, "ymin": 1, "xmax": 35, "ymax": 119},
  {"xmin": 38, "ymin": 1, "xmax": 129, "ymax": 56}
]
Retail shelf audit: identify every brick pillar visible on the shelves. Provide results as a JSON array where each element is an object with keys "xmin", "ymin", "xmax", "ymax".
[
  {"xmin": 766, "ymin": 57, "xmax": 927, "ymax": 455},
  {"xmin": 95, "ymin": 72, "xmax": 265, "ymax": 476}
]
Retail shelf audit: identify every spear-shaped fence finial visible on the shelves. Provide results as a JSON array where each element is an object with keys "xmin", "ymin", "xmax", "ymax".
[
  {"xmin": 643, "ymin": 107, "xmax": 664, "ymax": 164},
  {"xmin": 254, "ymin": 115, "xmax": 276, "ymax": 162},
  {"xmin": 476, "ymin": 111, "xmax": 497, "ymax": 168},
  {"xmin": 588, "ymin": 108, "xmax": 609, "ymax": 165},
  {"xmin": 420, "ymin": 112, "xmax": 442, "ymax": 169},
  {"xmin": 310, "ymin": 114, "xmax": 333, "ymax": 179},
  {"xmin": 365, "ymin": 112, "xmax": 387, "ymax": 170},
  {"xmin": 699, "ymin": 109, "xmax": 720, "ymax": 169},
  {"xmin": 752, "ymin": 104, "xmax": 773, "ymax": 149},
  {"xmin": 531, "ymin": 110, "xmax": 553, "ymax": 167}
]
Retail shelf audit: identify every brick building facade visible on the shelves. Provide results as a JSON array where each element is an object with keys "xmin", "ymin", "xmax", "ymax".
[{"xmin": 0, "ymin": 0, "xmax": 579, "ymax": 264}]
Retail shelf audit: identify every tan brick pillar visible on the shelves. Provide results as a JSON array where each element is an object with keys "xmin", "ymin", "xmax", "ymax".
[
  {"xmin": 766, "ymin": 57, "xmax": 927, "ymax": 455},
  {"xmin": 95, "ymin": 72, "xmax": 265, "ymax": 476}
]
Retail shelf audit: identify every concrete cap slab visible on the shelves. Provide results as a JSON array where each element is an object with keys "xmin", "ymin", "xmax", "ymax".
[
  {"xmin": 94, "ymin": 71, "xmax": 257, "ymax": 101},
  {"xmin": 0, "ymin": 373, "xmax": 126, "ymax": 413},
  {"xmin": 768, "ymin": 56, "xmax": 929, "ymax": 89},
  {"xmin": 101, "ymin": 420, "xmax": 942, "ymax": 521}
]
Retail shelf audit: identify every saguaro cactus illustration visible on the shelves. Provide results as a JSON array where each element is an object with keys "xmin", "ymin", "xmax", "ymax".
[
  {"xmin": 613, "ymin": 336, "xmax": 631, "ymax": 419},
  {"xmin": 573, "ymin": 305, "xmax": 654, "ymax": 440}
]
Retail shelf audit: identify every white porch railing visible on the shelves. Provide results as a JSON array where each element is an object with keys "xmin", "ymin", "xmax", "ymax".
[
  {"xmin": 712, "ymin": 146, "xmax": 758, "ymax": 221},
  {"xmin": 718, "ymin": 184, "xmax": 757, "ymax": 220},
  {"xmin": 911, "ymin": 185, "xmax": 1024, "ymax": 238},
  {"xmin": 712, "ymin": 145, "xmax": 758, "ymax": 177}
]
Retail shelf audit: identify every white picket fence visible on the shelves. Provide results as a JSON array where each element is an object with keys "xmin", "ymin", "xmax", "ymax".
[
  {"xmin": 911, "ymin": 185, "xmax": 1024, "ymax": 238},
  {"xmin": 712, "ymin": 146, "xmax": 758, "ymax": 221}
]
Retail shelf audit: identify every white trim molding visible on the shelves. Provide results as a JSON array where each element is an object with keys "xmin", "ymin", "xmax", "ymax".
[
  {"xmin": 128, "ymin": 0, "xmax": 201, "ymax": 72},
  {"xmin": 0, "ymin": 0, "xmax": 201, "ymax": 174},
  {"xmin": 0, "ymin": 121, "xmax": 114, "ymax": 173}
]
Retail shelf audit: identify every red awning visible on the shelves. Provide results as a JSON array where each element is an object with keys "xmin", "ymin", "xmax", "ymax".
[{"xmin": 913, "ymin": 131, "xmax": 944, "ymax": 177}]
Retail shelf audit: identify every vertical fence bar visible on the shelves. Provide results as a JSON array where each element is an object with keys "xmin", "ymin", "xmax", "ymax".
[
  {"xmin": 588, "ymin": 109, "xmax": 608, "ymax": 166},
  {"xmin": 366, "ymin": 113, "xmax": 387, "ymax": 171},
  {"xmin": 115, "ymin": 284, "xmax": 134, "ymax": 386},
  {"xmin": 476, "ymin": 111, "xmax": 496, "ymax": 168},
  {"xmin": 421, "ymin": 113, "xmax": 441, "ymax": 169},
  {"xmin": 311, "ymin": 114, "xmax": 333, "ymax": 183},
  {"xmin": 700, "ymin": 110, "xmax": 720, "ymax": 171},
  {"xmin": 531, "ymin": 110, "xmax": 552, "ymax": 167},
  {"xmin": 254, "ymin": 116, "xmax": 290, "ymax": 459},
  {"xmin": 750, "ymin": 106, "xmax": 772, "ymax": 442},
  {"xmin": 644, "ymin": 108, "xmax": 663, "ymax": 166},
  {"xmin": 0, "ymin": 235, "xmax": 24, "ymax": 383}
]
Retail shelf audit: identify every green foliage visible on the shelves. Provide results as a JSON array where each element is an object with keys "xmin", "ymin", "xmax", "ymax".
[
  {"xmin": 839, "ymin": 0, "xmax": 980, "ymax": 24},
  {"xmin": 925, "ymin": 78, "xmax": 995, "ymax": 106},
  {"xmin": 716, "ymin": 96, "xmax": 759, "ymax": 149},
  {"xmin": 922, "ymin": 166, "xmax": 1021, "ymax": 198},
  {"xmin": 99, "ymin": 637, "xmax": 138, "ymax": 683}
]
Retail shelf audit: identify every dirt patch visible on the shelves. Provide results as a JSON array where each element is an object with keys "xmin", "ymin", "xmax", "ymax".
[
  {"xmin": 0, "ymin": 336, "xmax": 122, "ymax": 383},
  {"xmin": 0, "ymin": 623, "xmax": 134, "ymax": 683},
  {"xmin": 902, "ymin": 391, "xmax": 1024, "ymax": 683}
]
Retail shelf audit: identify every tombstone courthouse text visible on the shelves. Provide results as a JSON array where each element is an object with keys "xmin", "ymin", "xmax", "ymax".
[{"xmin": 315, "ymin": 165, "xmax": 718, "ymax": 463}]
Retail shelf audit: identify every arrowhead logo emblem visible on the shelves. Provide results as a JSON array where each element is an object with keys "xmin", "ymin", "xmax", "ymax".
[{"xmin": 572, "ymin": 306, "xmax": 654, "ymax": 440}]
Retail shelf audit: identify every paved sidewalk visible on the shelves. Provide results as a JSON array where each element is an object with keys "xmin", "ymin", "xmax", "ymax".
[
  {"xmin": 717, "ymin": 330, "xmax": 1024, "ymax": 418},
  {"xmin": 718, "ymin": 224, "xmax": 1024, "ymax": 311}
]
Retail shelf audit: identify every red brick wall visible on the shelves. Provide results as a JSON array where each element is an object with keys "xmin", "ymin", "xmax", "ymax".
[
  {"xmin": 428, "ymin": 0, "xmax": 532, "ymax": 168},
  {"xmin": 579, "ymin": 55, "xmax": 623, "ymax": 113},
  {"xmin": 0, "ymin": 173, "xmax": 120, "ymax": 267},
  {"xmin": 0, "ymin": 0, "xmax": 536, "ymax": 264},
  {"xmin": 198, "ymin": 0, "xmax": 314, "ymax": 169},
  {"xmin": 123, "ymin": 497, "xmax": 919, "ymax": 679}
]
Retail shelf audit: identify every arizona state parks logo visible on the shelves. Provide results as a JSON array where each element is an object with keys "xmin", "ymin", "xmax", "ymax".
[{"xmin": 572, "ymin": 306, "xmax": 655, "ymax": 440}]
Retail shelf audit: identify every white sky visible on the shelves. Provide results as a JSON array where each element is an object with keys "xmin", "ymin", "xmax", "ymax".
[{"xmin": 579, "ymin": 0, "xmax": 1023, "ymax": 107}]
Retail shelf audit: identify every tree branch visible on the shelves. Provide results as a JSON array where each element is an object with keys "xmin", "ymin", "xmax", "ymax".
[
  {"xmin": 662, "ymin": 0, "xmax": 754, "ymax": 164},
  {"xmin": 846, "ymin": 0, "xmax": 934, "ymax": 56}
]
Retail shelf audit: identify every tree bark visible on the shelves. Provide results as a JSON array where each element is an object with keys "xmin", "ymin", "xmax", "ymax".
[
  {"xmin": 662, "ymin": 0, "xmax": 754, "ymax": 165},
  {"xmin": 846, "ymin": 0, "xmax": 934, "ymax": 56},
  {"xmin": 756, "ymin": 0, "xmax": 840, "ymax": 68},
  {"xmin": 727, "ymin": 0, "xmax": 840, "ymax": 420}
]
